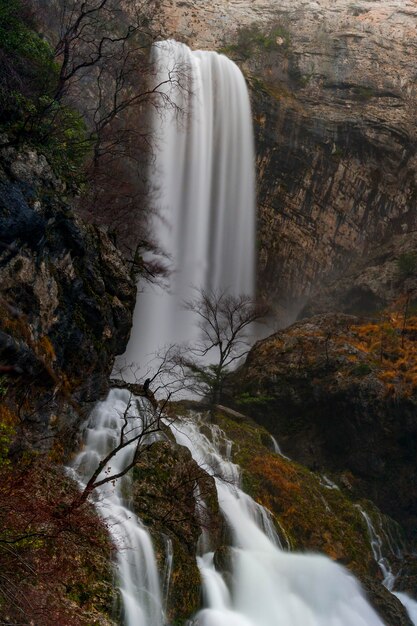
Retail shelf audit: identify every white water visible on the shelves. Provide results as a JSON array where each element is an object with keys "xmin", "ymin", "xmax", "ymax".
[
  {"xmin": 171, "ymin": 415, "xmax": 386, "ymax": 626},
  {"xmin": 358, "ymin": 507, "xmax": 417, "ymax": 624},
  {"xmin": 72, "ymin": 389, "xmax": 163, "ymax": 626},
  {"xmin": 395, "ymin": 593, "xmax": 417, "ymax": 624},
  {"xmin": 359, "ymin": 508, "xmax": 397, "ymax": 591},
  {"xmin": 73, "ymin": 40, "xmax": 256, "ymax": 624},
  {"xmin": 123, "ymin": 40, "xmax": 255, "ymax": 370},
  {"xmin": 70, "ymin": 38, "xmax": 417, "ymax": 626}
]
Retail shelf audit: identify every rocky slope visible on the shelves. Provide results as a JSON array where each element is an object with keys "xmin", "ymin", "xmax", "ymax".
[
  {"xmin": 0, "ymin": 139, "xmax": 136, "ymax": 453},
  {"xmin": 227, "ymin": 313, "xmax": 417, "ymax": 546},
  {"xmin": 161, "ymin": 0, "xmax": 417, "ymax": 321},
  {"xmin": 0, "ymin": 141, "xmax": 135, "ymax": 624}
]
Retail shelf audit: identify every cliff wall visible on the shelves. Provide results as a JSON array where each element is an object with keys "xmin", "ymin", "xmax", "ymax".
[{"xmin": 161, "ymin": 0, "xmax": 417, "ymax": 320}]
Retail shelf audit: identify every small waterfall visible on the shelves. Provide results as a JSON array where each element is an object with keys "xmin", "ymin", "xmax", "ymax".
[
  {"xmin": 71, "ymin": 390, "xmax": 164, "ymax": 626},
  {"xmin": 269, "ymin": 434, "xmax": 290, "ymax": 460},
  {"xmin": 358, "ymin": 507, "xmax": 397, "ymax": 591},
  {"xmin": 358, "ymin": 506, "xmax": 417, "ymax": 625},
  {"xmin": 124, "ymin": 40, "xmax": 255, "ymax": 369},
  {"xmin": 171, "ymin": 414, "xmax": 386, "ymax": 626}
]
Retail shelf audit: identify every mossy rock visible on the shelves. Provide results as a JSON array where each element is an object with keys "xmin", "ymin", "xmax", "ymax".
[
  {"xmin": 214, "ymin": 408, "xmax": 377, "ymax": 577},
  {"xmin": 131, "ymin": 439, "xmax": 225, "ymax": 622}
]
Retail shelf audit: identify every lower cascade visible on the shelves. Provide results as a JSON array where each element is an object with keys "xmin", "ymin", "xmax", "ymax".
[
  {"xmin": 171, "ymin": 416, "xmax": 385, "ymax": 626},
  {"xmin": 72, "ymin": 390, "xmax": 164, "ymax": 626},
  {"xmin": 71, "ymin": 40, "xmax": 416, "ymax": 626}
]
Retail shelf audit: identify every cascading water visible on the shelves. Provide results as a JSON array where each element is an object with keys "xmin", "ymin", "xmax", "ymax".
[
  {"xmin": 170, "ymin": 414, "xmax": 386, "ymax": 626},
  {"xmin": 70, "ymin": 38, "xmax": 417, "ymax": 626},
  {"xmin": 123, "ymin": 40, "xmax": 255, "ymax": 369},
  {"xmin": 73, "ymin": 40, "xmax": 256, "ymax": 624},
  {"xmin": 357, "ymin": 507, "xmax": 417, "ymax": 625},
  {"xmin": 71, "ymin": 390, "xmax": 164, "ymax": 626}
]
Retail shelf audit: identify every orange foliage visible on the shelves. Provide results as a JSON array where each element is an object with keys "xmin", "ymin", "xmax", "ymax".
[{"xmin": 0, "ymin": 458, "xmax": 114, "ymax": 625}]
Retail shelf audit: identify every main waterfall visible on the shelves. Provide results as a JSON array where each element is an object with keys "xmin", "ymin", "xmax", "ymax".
[
  {"xmin": 124, "ymin": 40, "xmax": 255, "ymax": 369},
  {"xmin": 71, "ymin": 40, "xmax": 403, "ymax": 626}
]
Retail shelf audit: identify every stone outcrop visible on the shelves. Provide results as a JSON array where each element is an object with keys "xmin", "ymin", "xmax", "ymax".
[
  {"xmin": 131, "ymin": 438, "xmax": 224, "ymax": 623},
  {"xmin": 0, "ymin": 140, "xmax": 136, "ymax": 452},
  {"xmin": 226, "ymin": 313, "xmax": 417, "ymax": 546},
  {"xmin": 300, "ymin": 230, "xmax": 417, "ymax": 317},
  {"xmin": 160, "ymin": 0, "xmax": 417, "ymax": 321}
]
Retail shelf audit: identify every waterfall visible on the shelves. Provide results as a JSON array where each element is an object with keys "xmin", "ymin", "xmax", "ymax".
[
  {"xmin": 73, "ymin": 41, "xmax": 256, "ymax": 624},
  {"xmin": 358, "ymin": 507, "xmax": 397, "ymax": 591},
  {"xmin": 71, "ymin": 390, "xmax": 164, "ymax": 626},
  {"xmin": 69, "ymin": 39, "xmax": 417, "ymax": 626},
  {"xmin": 357, "ymin": 506, "xmax": 417, "ymax": 625},
  {"xmin": 123, "ymin": 40, "xmax": 255, "ymax": 370},
  {"xmin": 170, "ymin": 414, "xmax": 386, "ymax": 626}
]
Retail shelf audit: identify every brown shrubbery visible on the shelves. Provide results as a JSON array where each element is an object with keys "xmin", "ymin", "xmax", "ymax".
[{"xmin": 0, "ymin": 454, "xmax": 116, "ymax": 625}]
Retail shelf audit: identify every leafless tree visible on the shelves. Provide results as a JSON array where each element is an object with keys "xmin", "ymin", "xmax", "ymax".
[
  {"xmin": 30, "ymin": 0, "xmax": 190, "ymax": 267},
  {"xmin": 181, "ymin": 289, "xmax": 269, "ymax": 405},
  {"xmin": 73, "ymin": 343, "xmax": 192, "ymax": 507}
]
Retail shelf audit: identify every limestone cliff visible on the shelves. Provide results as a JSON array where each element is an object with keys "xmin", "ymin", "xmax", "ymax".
[{"xmin": 161, "ymin": 0, "xmax": 417, "ymax": 321}]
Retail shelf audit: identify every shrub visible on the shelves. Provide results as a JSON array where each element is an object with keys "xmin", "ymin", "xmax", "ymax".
[
  {"xmin": 221, "ymin": 22, "xmax": 291, "ymax": 61},
  {"xmin": 0, "ymin": 0, "xmax": 91, "ymax": 181},
  {"xmin": 397, "ymin": 252, "xmax": 417, "ymax": 278}
]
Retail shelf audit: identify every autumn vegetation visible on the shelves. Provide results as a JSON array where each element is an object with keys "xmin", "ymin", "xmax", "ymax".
[{"xmin": 0, "ymin": 454, "xmax": 116, "ymax": 625}]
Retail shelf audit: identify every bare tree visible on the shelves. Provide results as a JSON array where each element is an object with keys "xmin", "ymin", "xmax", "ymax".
[
  {"xmin": 181, "ymin": 289, "xmax": 269, "ymax": 405},
  {"xmin": 73, "ymin": 344, "xmax": 191, "ymax": 507},
  {"xmin": 26, "ymin": 0, "xmax": 190, "ymax": 269}
]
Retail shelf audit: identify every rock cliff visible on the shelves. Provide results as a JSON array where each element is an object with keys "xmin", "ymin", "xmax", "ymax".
[
  {"xmin": 0, "ymin": 139, "xmax": 136, "ymax": 452},
  {"xmin": 161, "ymin": 0, "xmax": 417, "ymax": 321}
]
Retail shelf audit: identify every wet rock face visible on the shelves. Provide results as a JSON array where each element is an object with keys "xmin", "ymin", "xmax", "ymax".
[
  {"xmin": 0, "ymin": 142, "xmax": 136, "ymax": 450},
  {"xmin": 300, "ymin": 231, "xmax": 417, "ymax": 317},
  {"xmin": 131, "ymin": 439, "xmax": 224, "ymax": 623},
  {"xmin": 160, "ymin": 0, "xmax": 417, "ymax": 321},
  {"xmin": 227, "ymin": 314, "xmax": 417, "ymax": 544}
]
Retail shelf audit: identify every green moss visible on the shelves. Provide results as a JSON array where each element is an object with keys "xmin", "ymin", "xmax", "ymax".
[
  {"xmin": 220, "ymin": 22, "xmax": 291, "ymax": 61},
  {"xmin": 0, "ymin": 0, "xmax": 91, "ymax": 182},
  {"xmin": 351, "ymin": 363, "xmax": 373, "ymax": 377},
  {"xmin": 236, "ymin": 391, "xmax": 275, "ymax": 407},
  {"xmin": 353, "ymin": 86, "xmax": 375, "ymax": 101},
  {"xmin": 397, "ymin": 252, "xmax": 417, "ymax": 278}
]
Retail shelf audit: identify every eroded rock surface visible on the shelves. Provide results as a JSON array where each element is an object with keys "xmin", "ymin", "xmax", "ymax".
[
  {"xmin": 161, "ymin": 0, "xmax": 417, "ymax": 320},
  {"xmin": 0, "ymin": 141, "xmax": 136, "ymax": 451}
]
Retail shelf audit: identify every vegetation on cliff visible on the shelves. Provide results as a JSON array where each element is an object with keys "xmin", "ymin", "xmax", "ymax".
[
  {"xmin": 228, "ymin": 310, "xmax": 417, "ymax": 548},
  {"xmin": 0, "ymin": 451, "xmax": 117, "ymax": 625},
  {"xmin": 0, "ymin": 0, "xmax": 90, "ymax": 181}
]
